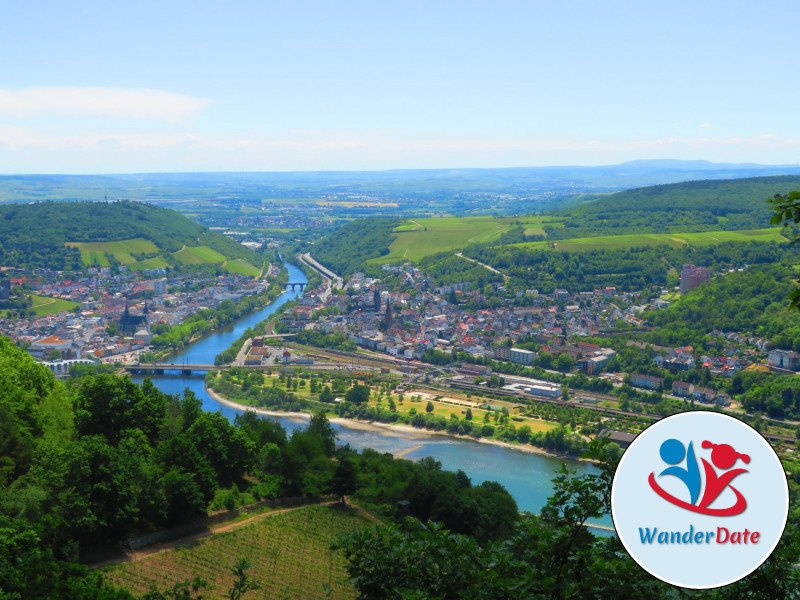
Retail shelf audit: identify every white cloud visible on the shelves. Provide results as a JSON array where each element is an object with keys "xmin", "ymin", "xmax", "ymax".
[
  {"xmin": 0, "ymin": 124, "xmax": 200, "ymax": 151},
  {"xmin": 0, "ymin": 87, "xmax": 210, "ymax": 121}
]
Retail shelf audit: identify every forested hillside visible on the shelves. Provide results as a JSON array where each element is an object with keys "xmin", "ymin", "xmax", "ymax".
[
  {"xmin": 312, "ymin": 218, "xmax": 399, "ymax": 277},
  {"xmin": 461, "ymin": 240, "xmax": 796, "ymax": 293},
  {"xmin": 640, "ymin": 262, "xmax": 800, "ymax": 349},
  {"xmin": 0, "ymin": 201, "xmax": 258, "ymax": 271},
  {"xmin": 547, "ymin": 175, "xmax": 800, "ymax": 238}
]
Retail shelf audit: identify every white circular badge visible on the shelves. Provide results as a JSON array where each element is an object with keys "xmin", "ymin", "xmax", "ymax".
[{"xmin": 611, "ymin": 411, "xmax": 788, "ymax": 589}]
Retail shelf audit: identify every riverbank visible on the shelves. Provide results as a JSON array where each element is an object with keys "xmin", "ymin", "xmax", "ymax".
[{"xmin": 205, "ymin": 386, "xmax": 588, "ymax": 462}]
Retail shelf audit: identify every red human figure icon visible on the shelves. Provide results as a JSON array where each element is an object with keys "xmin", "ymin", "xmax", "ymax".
[{"xmin": 698, "ymin": 441, "xmax": 749, "ymax": 513}]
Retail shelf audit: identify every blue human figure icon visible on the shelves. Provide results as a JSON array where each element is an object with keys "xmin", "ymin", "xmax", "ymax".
[{"xmin": 658, "ymin": 438, "xmax": 701, "ymax": 505}]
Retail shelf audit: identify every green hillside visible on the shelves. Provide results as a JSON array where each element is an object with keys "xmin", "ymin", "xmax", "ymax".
[
  {"xmin": 313, "ymin": 218, "xmax": 399, "ymax": 277},
  {"xmin": 0, "ymin": 201, "xmax": 261, "ymax": 274},
  {"xmin": 369, "ymin": 216, "xmax": 556, "ymax": 263},
  {"xmin": 504, "ymin": 228, "xmax": 788, "ymax": 252},
  {"xmin": 549, "ymin": 175, "xmax": 800, "ymax": 239}
]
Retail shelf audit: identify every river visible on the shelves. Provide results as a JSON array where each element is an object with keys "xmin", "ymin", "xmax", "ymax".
[{"xmin": 132, "ymin": 262, "xmax": 613, "ymax": 530}]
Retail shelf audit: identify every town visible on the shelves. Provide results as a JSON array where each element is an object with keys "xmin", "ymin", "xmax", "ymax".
[
  {"xmin": 0, "ymin": 261, "xmax": 282, "ymax": 374},
  {"xmin": 7, "ymin": 253, "xmax": 798, "ymax": 415}
]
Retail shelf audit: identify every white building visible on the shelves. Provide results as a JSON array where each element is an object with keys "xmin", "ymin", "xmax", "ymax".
[{"xmin": 509, "ymin": 347, "xmax": 536, "ymax": 366}]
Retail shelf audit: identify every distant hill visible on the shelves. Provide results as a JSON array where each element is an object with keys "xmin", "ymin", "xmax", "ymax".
[
  {"xmin": 548, "ymin": 175, "xmax": 800, "ymax": 238},
  {"xmin": 2, "ymin": 161, "xmax": 800, "ymax": 217},
  {"xmin": 0, "ymin": 201, "xmax": 261, "ymax": 273}
]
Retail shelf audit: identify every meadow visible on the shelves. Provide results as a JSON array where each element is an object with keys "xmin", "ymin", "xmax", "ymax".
[
  {"xmin": 104, "ymin": 504, "xmax": 369, "ymax": 600},
  {"xmin": 505, "ymin": 228, "xmax": 788, "ymax": 252}
]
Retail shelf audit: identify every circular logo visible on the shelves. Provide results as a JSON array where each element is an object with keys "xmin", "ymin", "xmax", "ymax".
[{"xmin": 611, "ymin": 411, "xmax": 788, "ymax": 589}]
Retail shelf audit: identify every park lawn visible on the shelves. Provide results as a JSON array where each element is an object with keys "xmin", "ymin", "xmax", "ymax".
[
  {"xmin": 222, "ymin": 258, "xmax": 261, "ymax": 277},
  {"xmin": 103, "ymin": 504, "xmax": 368, "ymax": 600},
  {"xmin": 505, "ymin": 228, "xmax": 788, "ymax": 252},
  {"xmin": 30, "ymin": 295, "xmax": 80, "ymax": 316},
  {"xmin": 173, "ymin": 245, "xmax": 227, "ymax": 265},
  {"xmin": 394, "ymin": 396, "xmax": 556, "ymax": 434}
]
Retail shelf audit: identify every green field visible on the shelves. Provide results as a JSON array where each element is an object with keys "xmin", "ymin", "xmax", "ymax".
[
  {"xmin": 67, "ymin": 238, "xmax": 160, "ymax": 266},
  {"xmin": 371, "ymin": 216, "xmax": 557, "ymax": 263},
  {"xmin": 506, "ymin": 228, "xmax": 789, "ymax": 252},
  {"xmin": 223, "ymin": 258, "xmax": 261, "ymax": 277},
  {"xmin": 173, "ymin": 245, "xmax": 228, "ymax": 265},
  {"xmin": 31, "ymin": 295, "xmax": 80, "ymax": 316},
  {"xmin": 104, "ymin": 504, "xmax": 368, "ymax": 600}
]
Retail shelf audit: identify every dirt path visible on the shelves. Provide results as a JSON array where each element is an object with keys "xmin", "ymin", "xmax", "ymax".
[
  {"xmin": 91, "ymin": 500, "xmax": 337, "ymax": 569},
  {"xmin": 455, "ymin": 251, "xmax": 508, "ymax": 279}
]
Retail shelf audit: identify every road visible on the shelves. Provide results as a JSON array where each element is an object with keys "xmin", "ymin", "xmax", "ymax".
[
  {"xmin": 455, "ymin": 251, "xmax": 508, "ymax": 279},
  {"xmin": 297, "ymin": 252, "xmax": 344, "ymax": 297}
]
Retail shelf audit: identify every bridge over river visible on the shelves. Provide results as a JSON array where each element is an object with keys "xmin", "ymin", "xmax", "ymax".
[{"xmin": 125, "ymin": 363, "xmax": 227, "ymax": 375}]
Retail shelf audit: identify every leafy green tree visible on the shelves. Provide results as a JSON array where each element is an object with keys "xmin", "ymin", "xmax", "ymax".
[
  {"xmin": 770, "ymin": 190, "xmax": 800, "ymax": 309},
  {"xmin": 319, "ymin": 385, "xmax": 334, "ymax": 403},
  {"xmin": 345, "ymin": 384, "xmax": 370, "ymax": 406},
  {"xmin": 556, "ymin": 353, "xmax": 574, "ymax": 372},
  {"xmin": 72, "ymin": 375, "xmax": 167, "ymax": 444},
  {"xmin": 425, "ymin": 401, "xmax": 434, "ymax": 413},
  {"xmin": 186, "ymin": 412, "xmax": 256, "ymax": 484},
  {"xmin": 0, "ymin": 514, "xmax": 134, "ymax": 599},
  {"xmin": 330, "ymin": 456, "xmax": 358, "ymax": 504},
  {"xmin": 307, "ymin": 411, "xmax": 338, "ymax": 456}
]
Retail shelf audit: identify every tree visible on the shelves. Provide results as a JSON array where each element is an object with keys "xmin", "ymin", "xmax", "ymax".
[
  {"xmin": 465, "ymin": 408, "xmax": 473, "ymax": 421},
  {"xmin": 556, "ymin": 353, "xmax": 574, "ymax": 372},
  {"xmin": 769, "ymin": 190, "xmax": 800, "ymax": 310},
  {"xmin": 186, "ymin": 412, "xmax": 256, "ymax": 484},
  {"xmin": 72, "ymin": 374, "xmax": 167, "ymax": 444},
  {"xmin": 319, "ymin": 385, "xmax": 334, "ymax": 403},
  {"xmin": 345, "ymin": 384, "xmax": 370, "ymax": 406},
  {"xmin": 307, "ymin": 411, "xmax": 338, "ymax": 456},
  {"xmin": 330, "ymin": 456, "xmax": 358, "ymax": 504},
  {"xmin": 425, "ymin": 401, "xmax": 434, "ymax": 413}
]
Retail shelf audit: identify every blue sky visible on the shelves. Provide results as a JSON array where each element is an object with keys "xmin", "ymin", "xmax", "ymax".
[{"xmin": 1, "ymin": 0, "xmax": 798, "ymax": 173}]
